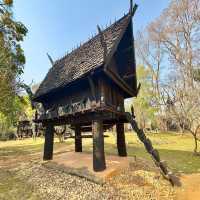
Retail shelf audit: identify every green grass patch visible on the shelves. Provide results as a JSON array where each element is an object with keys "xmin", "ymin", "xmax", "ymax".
[
  {"xmin": 0, "ymin": 138, "xmax": 74, "ymax": 157},
  {"xmin": 0, "ymin": 132, "xmax": 200, "ymax": 173},
  {"xmin": 82, "ymin": 132, "xmax": 200, "ymax": 174}
]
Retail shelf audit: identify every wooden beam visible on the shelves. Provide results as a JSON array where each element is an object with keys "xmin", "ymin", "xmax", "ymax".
[
  {"xmin": 104, "ymin": 68, "xmax": 135, "ymax": 97},
  {"xmin": 116, "ymin": 123, "xmax": 127, "ymax": 156},
  {"xmin": 88, "ymin": 77, "xmax": 97, "ymax": 104},
  {"xmin": 99, "ymin": 78, "xmax": 106, "ymax": 106},
  {"xmin": 129, "ymin": 0, "xmax": 133, "ymax": 14},
  {"xmin": 72, "ymin": 123, "xmax": 113, "ymax": 132},
  {"xmin": 75, "ymin": 125, "xmax": 82, "ymax": 152},
  {"xmin": 36, "ymin": 107, "xmax": 129, "ymax": 125},
  {"xmin": 43, "ymin": 123, "xmax": 54, "ymax": 160},
  {"xmin": 92, "ymin": 120, "xmax": 106, "ymax": 171},
  {"xmin": 123, "ymin": 73, "xmax": 136, "ymax": 80}
]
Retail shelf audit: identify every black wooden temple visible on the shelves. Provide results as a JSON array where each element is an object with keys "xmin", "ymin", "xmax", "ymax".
[{"xmin": 33, "ymin": 2, "xmax": 138, "ymax": 172}]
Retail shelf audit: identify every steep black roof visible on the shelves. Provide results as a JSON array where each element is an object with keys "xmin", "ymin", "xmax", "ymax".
[{"xmin": 34, "ymin": 13, "xmax": 132, "ymax": 99}]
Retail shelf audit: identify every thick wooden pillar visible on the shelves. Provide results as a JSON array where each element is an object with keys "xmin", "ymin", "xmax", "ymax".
[
  {"xmin": 92, "ymin": 120, "xmax": 106, "ymax": 171},
  {"xmin": 75, "ymin": 125, "xmax": 82, "ymax": 152},
  {"xmin": 116, "ymin": 123, "xmax": 127, "ymax": 157},
  {"xmin": 43, "ymin": 123, "xmax": 54, "ymax": 160}
]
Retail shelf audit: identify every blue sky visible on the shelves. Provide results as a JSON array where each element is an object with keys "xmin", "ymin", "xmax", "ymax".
[{"xmin": 13, "ymin": 0, "xmax": 170, "ymax": 85}]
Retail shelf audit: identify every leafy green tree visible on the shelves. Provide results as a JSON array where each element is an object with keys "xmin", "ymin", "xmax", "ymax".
[
  {"xmin": 0, "ymin": 0, "xmax": 27, "ymax": 121},
  {"xmin": 126, "ymin": 65, "xmax": 158, "ymax": 129},
  {"xmin": 0, "ymin": 94, "xmax": 33, "ymax": 139},
  {"xmin": 0, "ymin": 0, "xmax": 28, "ymax": 137}
]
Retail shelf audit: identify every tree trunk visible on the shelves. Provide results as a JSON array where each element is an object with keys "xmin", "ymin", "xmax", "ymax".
[
  {"xmin": 189, "ymin": 129, "xmax": 199, "ymax": 155},
  {"xmin": 116, "ymin": 123, "xmax": 127, "ymax": 157},
  {"xmin": 92, "ymin": 120, "xmax": 106, "ymax": 172},
  {"xmin": 43, "ymin": 123, "xmax": 54, "ymax": 160},
  {"xmin": 58, "ymin": 133, "xmax": 64, "ymax": 143},
  {"xmin": 75, "ymin": 125, "xmax": 82, "ymax": 152},
  {"xmin": 193, "ymin": 134, "xmax": 198, "ymax": 154}
]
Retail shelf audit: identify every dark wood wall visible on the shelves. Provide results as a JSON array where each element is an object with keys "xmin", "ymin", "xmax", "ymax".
[
  {"xmin": 99, "ymin": 77, "xmax": 124, "ymax": 112},
  {"xmin": 113, "ymin": 21, "xmax": 137, "ymax": 91},
  {"xmin": 40, "ymin": 71, "xmax": 125, "ymax": 119},
  {"xmin": 43, "ymin": 77, "xmax": 101, "ymax": 116}
]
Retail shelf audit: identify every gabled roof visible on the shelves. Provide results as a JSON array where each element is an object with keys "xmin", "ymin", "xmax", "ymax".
[{"xmin": 34, "ymin": 13, "xmax": 132, "ymax": 100}]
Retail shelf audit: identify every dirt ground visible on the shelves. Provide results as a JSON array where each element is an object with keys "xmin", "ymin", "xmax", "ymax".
[
  {"xmin": 175, "ymin": 174, "xmax": 200, "ymax": 200},
  {"xmin": 0, "ymin": 139, "xmax": 200, "ymax": 200}
]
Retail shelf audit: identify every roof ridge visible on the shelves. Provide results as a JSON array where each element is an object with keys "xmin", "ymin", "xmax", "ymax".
[{"xmin": 54, "ymin": 13, "xmax": 130, "ymax": 66}]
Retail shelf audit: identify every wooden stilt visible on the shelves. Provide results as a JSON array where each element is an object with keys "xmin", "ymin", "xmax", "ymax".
[
  {"xmin": 75, "ymin": 124, "xmax": 82, "ymax": 152},
  {"xmin": 116, "ymin": 123, "xmax": 127, "ymax": 157},
  {"xmin": 92, "ymin": 120, "xmax": 106, "ymax": 171},
  {"xmin": 43, "ymin": 123, "xmax": 54, "ymax": 160}
]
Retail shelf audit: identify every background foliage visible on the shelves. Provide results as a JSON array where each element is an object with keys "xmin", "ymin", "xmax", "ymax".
[{"xmin": 0, "ymin": 0, "xmax": 28, "ymax": 139}]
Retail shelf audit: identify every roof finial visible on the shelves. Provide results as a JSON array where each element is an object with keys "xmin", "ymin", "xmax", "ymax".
[
  {"xmin": 130, "ymin": 0, "xmax": 133, "ymax": 14},
  {"xmin": 47, "ymin": 53, "xmax": 54, "ymax": 66},
  {"xmin": 97, "ymin": 25, "xmax": 107, "ymax": 62},
  {"xmin": 130, "ymin": 0, "xmax": 138, "ymax": 17}
]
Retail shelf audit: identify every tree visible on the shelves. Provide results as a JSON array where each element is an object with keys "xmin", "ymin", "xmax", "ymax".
[
  {"xmin": 0, "ymin": 95, "xmax": 33, "ymax": 140},
  {"xmin": 136, "ymin": 29, "xmax": 165, "ymax": 108},
  {"xmin": 137, "ymin": 0, "xmax": 200, "ymax": 154},
  {"xmin": 148, "ymin": 0, "xmax": 200, "ymax": 88},
  {"xmin": 126, "ymin": 65, "xmax": 158, "ymax": 130},
  {"xmin": 163, "ymin": 77, "xmax": 200, "ymax": 153},
  {"xmin": 136, "ymin": 14, "xmax": 167, "ymax": 131},
  {"xmin": 0, "ymin": 0, "xmax": 27, "ymax": 125},
  {"xmin": 0, "ymin": 0, "xmax": 27, "ymax": 132},
  {"xmin": 150, "ymin": 0, "xmax": 200, "ymax": 154},
  {"xmin": 0, "ymin": 0, "xmax": 28, "ymax": 138}
]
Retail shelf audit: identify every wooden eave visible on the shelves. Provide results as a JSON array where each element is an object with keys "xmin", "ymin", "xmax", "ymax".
[
  {"xmin": 103, "ymin": 68, "xmax": 135, "ymax": 97},
  {"xmin": 33, "ymin": 66, "xmax": 103, "ymax": 102},
  {"xmin": 103, "ymin": 14, "xmax": 136, "ymax": 97}
]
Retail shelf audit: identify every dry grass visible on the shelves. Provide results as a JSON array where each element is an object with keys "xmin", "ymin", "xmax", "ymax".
[
  {"xmin": 1, "ymin": 132, "xmax": 200, "ymax": 173},
  {"xmin": 0, "ymin": 132, "xmax": 199, "ymax": 199}
]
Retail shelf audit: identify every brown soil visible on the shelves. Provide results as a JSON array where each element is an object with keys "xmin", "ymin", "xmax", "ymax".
[{"xmin": 175, "ymin": 174, "xmax": 200, "ymax": 200}]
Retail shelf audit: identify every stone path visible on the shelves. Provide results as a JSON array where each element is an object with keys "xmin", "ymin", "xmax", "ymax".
[{"xmin": 15, "ymin": 160, "xmax": 175, "ymax": 200}]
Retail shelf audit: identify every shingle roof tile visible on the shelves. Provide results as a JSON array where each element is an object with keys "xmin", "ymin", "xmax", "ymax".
[{"xmin": 34, "ymin": 14, "xmax": 130, "ymax": 99}]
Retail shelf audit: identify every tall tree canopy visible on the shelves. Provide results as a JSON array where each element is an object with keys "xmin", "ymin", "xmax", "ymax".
[
  {"xmin": 136, "ymin": 0, "xmax": 200, "ymax": 153},
  {"xmin": 133, "ymin": 65, "xmax": 158, "ymax": 129},
  {"xmin": 125, "ymin": 65, "xmax": 158, "ymax": 130},
  {"xmin": 0, "ymin": 0, "xmax": 28, "ymax": 120}
]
